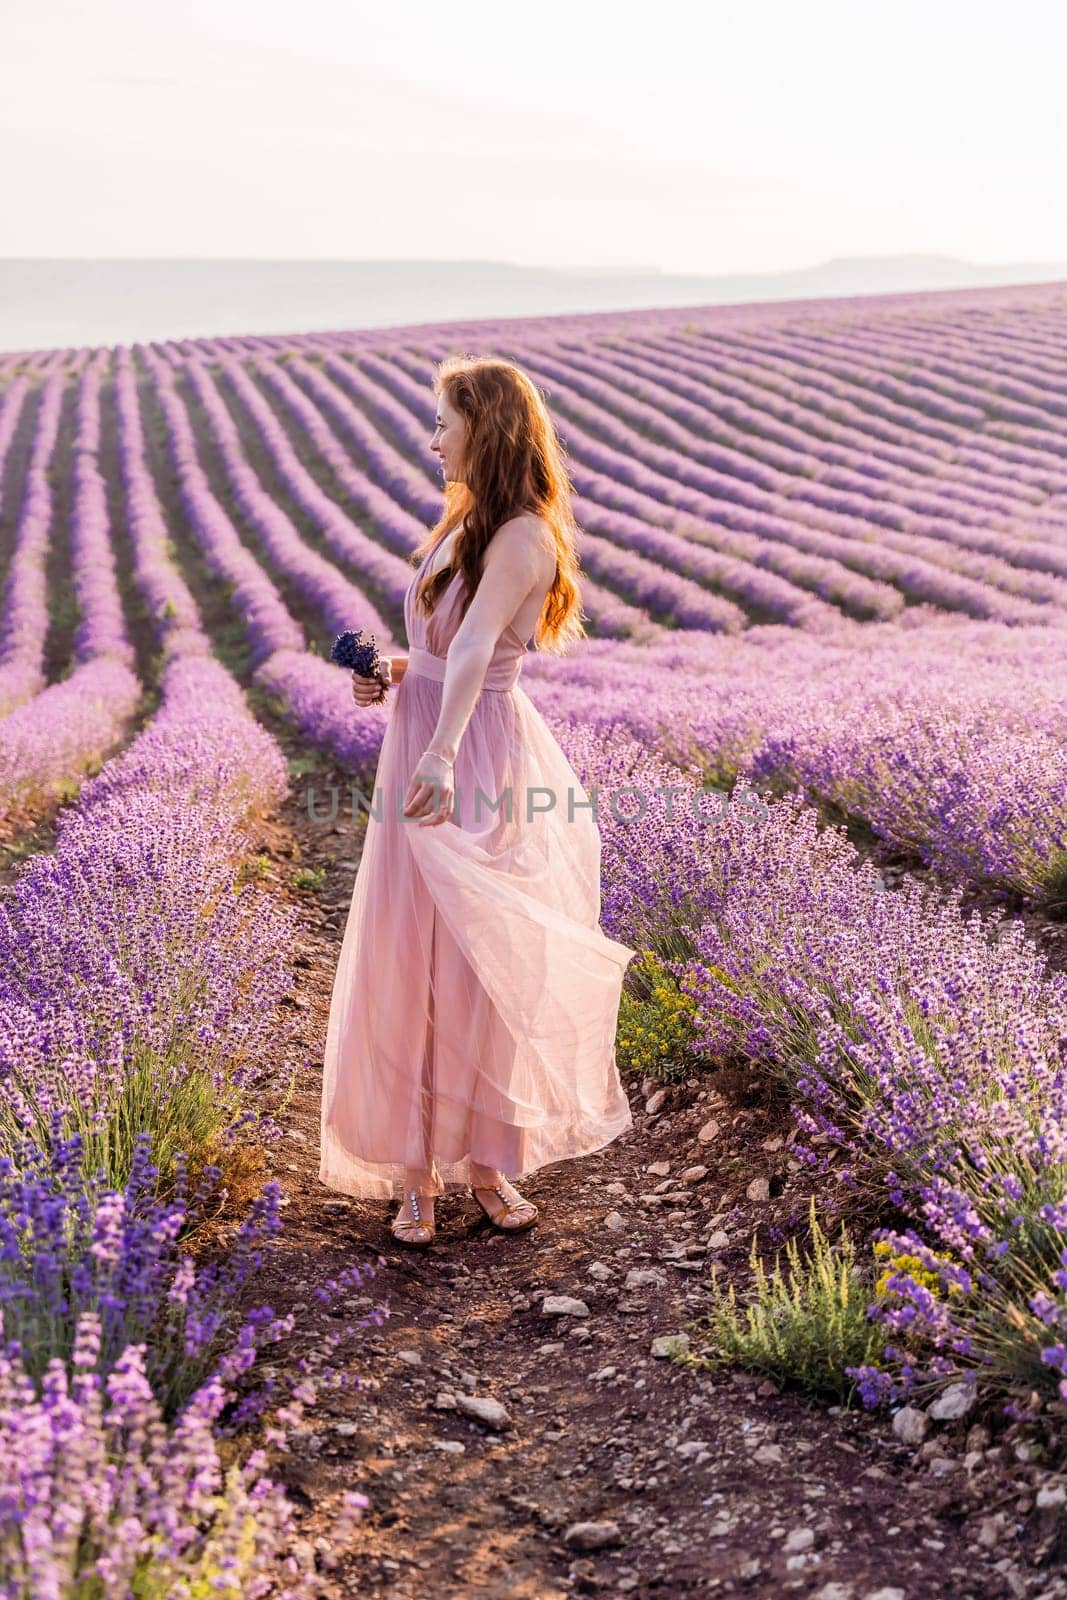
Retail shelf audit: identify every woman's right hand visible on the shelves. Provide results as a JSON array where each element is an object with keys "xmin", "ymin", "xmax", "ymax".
[{"xmin": 351, "ymin": 668, "xmax": 388, "ymax": 708}]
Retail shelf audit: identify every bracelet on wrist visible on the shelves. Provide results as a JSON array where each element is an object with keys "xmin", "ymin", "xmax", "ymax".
[{"xmin": 426, "ymin": 749, "xmax": 454, "ymax": 766}]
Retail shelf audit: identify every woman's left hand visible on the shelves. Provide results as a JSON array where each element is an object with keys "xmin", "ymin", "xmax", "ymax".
[{"xmin": 403, "ymin": 750, "xmax": 455, "ymax": 827}]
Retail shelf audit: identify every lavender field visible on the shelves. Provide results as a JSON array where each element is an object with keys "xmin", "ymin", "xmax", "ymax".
[{"xmin": 3, "ymin": 278, "xmax": 1067, "ymax": 1594}]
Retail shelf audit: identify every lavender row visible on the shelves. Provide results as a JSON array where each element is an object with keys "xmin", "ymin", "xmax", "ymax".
[
  {"xmin": 0, "ymin": 375, "xmax": 29, "ymax": 520},
  {"xmin": 0, "ymin": 357, "xmax": 375, "ymax": 1595},
  {"xmin": 69, "ymin": 356, "xmax": 138, "ymax": 667},
  {"xmin": 0, "ymin": 360, "xmax": 143, "ymax": 825},
  {"xmin": 643, "ymin": 324, "xmax": 1067, "ymax": 563},
  {"xmin": 657, "ymin": 325, "xmax": 1067, "ymax": 511},
  {"xmin": 0, "ymin": 375, "xmax": 64, "ymax": 714},
  {"xmin": 495, "ymin": 341, "xmax": 1067, "ymax": 625},
  {"xmin": 137, "ymin": 352, "xmax": 389, "ymax": 772},
  {"xmin": 573, "ymin": 728, "xmax": 1067, "ymax": 1407},
  {"xmin": 180, "ymin": 358, "xmax": 396, "ymax": 644},
  {"xmin": 521, "ymin": 617, "xmax": 1067, "ymax": 902},
  {"xmin": 569, "ymin": 332, "xmax": 1067, "ymax": 567},
  {"xmin": 216, "ymin": 357, "xmax": 416, "ymax": 612},
  {"xmin": 630, "ymin": 327, "xmax": 1067, "ymax": 508},
  {"xmin": 785, "ymin": 316, "xmax": 1067, "ymax": 442},
  {"xmin": 271, "ymin": 277, "xmax": 1067, "ymax": 363},
  {"xmin": 113, "ymin": 348, "xmax": 213, "ymax": 662},
  {"xmin": 507, "ymin": 350, "xmax": 1066, "ymax": 624},
  {"xmin": 690, "ymin": 326, "xmax": 1067, "ymax": 509},
  {"xmin": 0, "ymin": 649, "xmax": 296, "ymax": 1175}
]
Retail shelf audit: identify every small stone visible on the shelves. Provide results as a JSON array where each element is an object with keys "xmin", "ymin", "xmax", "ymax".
[
  {"xmin": 681, "ymin": 1164, "xmax": 709, "ymax": 1182},
  {"xmin": 787, "ymin": 1553, "xmax": 821, "ymax": 1573},
  {"xmin": 862, "ymin": 1590, "xmax": 905, "ymax": 1600},
  {"xmin": 746, "ymin": 1177, "xmax": 770, "ymax": 1202},
  {"xmin": 291, "ymin": 1539, "xmax": 316, "ymax": 1572},
  {"xmin": 1036, "ymin": 1483, "xmax": 1067, "ymax": 1509},
  {"xmin": 625, "ymin": 1268, "xmax": 666, "ymax": 1291},
  {"xmin": 928, "ymin": 1381, "xmax": 976, "ymax": 1421},
  {"xmin": 592, "ymin": 1366, "xmax": 618, "ymax": 1381},
  {"xmin": 676, "ymin": 1439, "xmax": 712, "ymax": 1458},
  {"xmin": 396, "ymin": 1349, "xmax": 422, "ymax": 1367},
  {"xmin": 563, "ymin": 1519, "xmax": 623, "ymax": 1551},
  {"xmin": 928, "ymin": 1455, "xmax": 958, "ymax": 1476},
  {"xmin": 813, "ymin": 1585, "xmax": 854, "ymax": 1600},
  {"xmin": 432, "ymin": 1439, "xmax": 465, "ymax": 1453},
  {"xmin": 705, "ymin": 1230, "xmax": 730, "ymax": 1250},
  {"xmin": 587, "ymin": 1261, "xmax": 615, "ymax": 1281},
  {"xmin": 697, "ymin": 1118, "xmax": 721, "ymax": 1144},
  {"xmin": 783, "ymin": 1527, "xmax": 815, "ymax": 1554},
  {"xmin": 604, "ymin": 1211, "xmax": 626, "ymax": 1231},
  {"xmin": 540, "ymin": 1295, "xmax": 590, "ymax": 1318},
  {"xmin": 753, "ymin": 1443, "xmax": 783, "ymax": 1466},
  {"xmin": 433, "ymin": 1391, "xmax": 456, "ymax": 1410},
  {"xmin": 454, "ymin": 1394, "xmax": 511, "ymax": 1431},
  {"xmin": 647, "ymin": 1160, "xmax": 671, "ymax": 1177},
  {"xmin": 973, "ymin": 1512, "xmax": 1009, "ymax": 1548},
  {"xmin": 645, "ymin": 1088, "xmax": 668, "ymax": 1114},
  {"xmin": 892, "ymin": 1406, "xmax": 929, "ymax": 1446},
  {"xmin": 651, "ymin": 1333, "xmax": 690, "ymax": 1359}
]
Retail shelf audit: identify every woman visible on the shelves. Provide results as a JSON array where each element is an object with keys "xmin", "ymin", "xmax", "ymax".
[{"xmin": 319, "ymin": 356, "xmax": 636, "ymax": 1247}]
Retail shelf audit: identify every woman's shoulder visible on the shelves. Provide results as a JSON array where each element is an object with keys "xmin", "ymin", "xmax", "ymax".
[{"xmin": 491, "ymin": 512, "xmax": 557, "ymax": 572}]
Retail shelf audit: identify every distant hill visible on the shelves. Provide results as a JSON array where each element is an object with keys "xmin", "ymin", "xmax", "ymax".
[{"xmin": 1, "ymin": 253, "xmax": 1065, "ymax": 353}]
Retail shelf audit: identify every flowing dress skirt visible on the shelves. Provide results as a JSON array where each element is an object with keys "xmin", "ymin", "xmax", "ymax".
[{"xmin": 320, "ymin": 656, "xmax": 636, "ymax": 1201}]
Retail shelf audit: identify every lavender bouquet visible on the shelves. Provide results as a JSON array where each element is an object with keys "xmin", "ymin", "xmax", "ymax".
[{"xmin": 330, "ymin": 629, "xmax": 391, "ymax": 703}]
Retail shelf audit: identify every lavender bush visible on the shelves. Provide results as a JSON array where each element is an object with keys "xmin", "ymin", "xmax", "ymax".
[
  {"xmin": 0, "ymin": 1310, "xmax": 369, "ymax": 1600},
  {"xmin": 0, "ymin": 1126, "xmax": 286, "ymax": 1413}
]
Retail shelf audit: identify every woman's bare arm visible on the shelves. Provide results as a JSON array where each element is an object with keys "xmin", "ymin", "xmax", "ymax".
[{"xmin": 386, "ymin": 653, "xmax": 409, "ymax": 684}]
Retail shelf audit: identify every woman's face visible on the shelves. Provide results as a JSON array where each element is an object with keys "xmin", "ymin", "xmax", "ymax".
[{"xmin": 430, "ymin": 390, "xmax": 466, "ymax": 484}]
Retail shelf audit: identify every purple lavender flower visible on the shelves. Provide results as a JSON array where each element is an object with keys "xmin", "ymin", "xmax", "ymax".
[{"xmin": 330, "ymin": 627, "xmax": 384, "ymax": 679}]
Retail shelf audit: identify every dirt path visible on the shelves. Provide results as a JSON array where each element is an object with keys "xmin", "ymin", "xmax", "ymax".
[{"xmin": 244, "ymin": 722, "xmax": 1067, "ymax": 1600}]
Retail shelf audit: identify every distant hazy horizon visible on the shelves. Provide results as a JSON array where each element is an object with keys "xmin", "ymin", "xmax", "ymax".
[
  {"xmin": 5, "ymin": 3, "xmax": 1067, "ymax": 272},
  {"xmin": 3, "ymin": 252, "xmax": 1065, "ymax": 354}
]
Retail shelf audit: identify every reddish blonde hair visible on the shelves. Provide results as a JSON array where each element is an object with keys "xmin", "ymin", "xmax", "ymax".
[{"xmin": 412, "ymin": 356, "xmax": 587, "ymax": 654}]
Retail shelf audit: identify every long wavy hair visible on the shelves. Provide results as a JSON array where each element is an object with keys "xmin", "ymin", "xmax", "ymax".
[{"xmin": 412, "ymin": 356, "xmax": 587, "ymax": 654}]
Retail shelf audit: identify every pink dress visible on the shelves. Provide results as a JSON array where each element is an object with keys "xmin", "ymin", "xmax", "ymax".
[{"xmin": 319, "ymin": 548, "xmax": 636, "ymax": 1201}]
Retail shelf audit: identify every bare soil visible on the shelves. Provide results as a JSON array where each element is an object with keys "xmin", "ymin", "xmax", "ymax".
[{"xmin": 238, "ymin": 720, "xmax": 1067, "ymax": 1600}]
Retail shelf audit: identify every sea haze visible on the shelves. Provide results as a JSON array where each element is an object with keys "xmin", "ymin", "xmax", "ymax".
[{"xmin": 1, "ymin": 254, "xmax": 1065, "ymax": 353}]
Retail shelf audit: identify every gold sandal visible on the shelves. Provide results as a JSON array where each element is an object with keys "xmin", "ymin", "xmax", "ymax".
[
  {"xmin": 391, "ymin": 1174, "xmax": 440, "ymax": 1248},
  {"xmin": 468, "ymin": 1176, "xmax": 539, "ymax": 1234}
]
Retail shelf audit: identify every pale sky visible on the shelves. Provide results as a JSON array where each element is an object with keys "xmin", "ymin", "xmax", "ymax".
[{"xmin": 2, "ymin": 0, "xmax": 1065, "ymax": 274}]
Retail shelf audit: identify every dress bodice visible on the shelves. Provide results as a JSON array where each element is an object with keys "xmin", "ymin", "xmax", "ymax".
[{"xmin": 403, "ymin": 558, "xmax": 528, "ymax": 692}]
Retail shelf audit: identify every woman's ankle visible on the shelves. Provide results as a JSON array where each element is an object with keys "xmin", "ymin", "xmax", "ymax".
[{"xmin": 402, "ymin": 1162, "xmax": 441, "ymax": 1195}]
